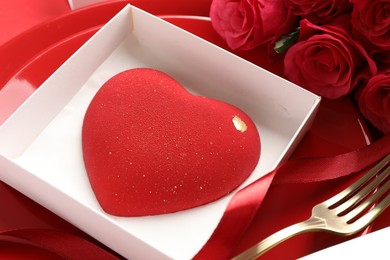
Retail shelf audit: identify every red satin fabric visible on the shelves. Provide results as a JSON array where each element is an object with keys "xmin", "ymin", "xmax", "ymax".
[
  {"xmin": 5, "ymin": 132, "xmax": 388, "ymax": 259},
  {"xmin": 195, "ymin": 134, "xmax": 390, "ymax": 259},
  {"xmin": 0, "ymin": 229, "xmax": 119, "ymax": 259}
]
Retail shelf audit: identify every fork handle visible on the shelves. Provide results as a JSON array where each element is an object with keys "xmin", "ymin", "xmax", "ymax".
[{"xmin": 232, "ymin": 216, "xmax": 326, "ymax": 260}]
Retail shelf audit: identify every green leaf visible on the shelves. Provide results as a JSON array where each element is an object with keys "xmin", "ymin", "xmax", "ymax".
[{"xmin": 274, "ymin": 27, "xmax": 300, "ymax": 54}]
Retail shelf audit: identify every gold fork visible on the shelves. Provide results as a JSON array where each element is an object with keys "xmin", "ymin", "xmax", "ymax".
[{"xmin": 233, "ymin": 154, "xmax": 390, "ymax": 260}]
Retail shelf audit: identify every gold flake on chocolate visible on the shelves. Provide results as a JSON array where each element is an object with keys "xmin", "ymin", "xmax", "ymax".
[{"xmin": 232, "ymin": 115, "xmax": 247, "ymax": 133}]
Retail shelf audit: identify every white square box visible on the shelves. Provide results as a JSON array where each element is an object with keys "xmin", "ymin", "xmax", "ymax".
[{"xmin": 0, "ymin": 5, "xmax": 320, "ymax": 259}]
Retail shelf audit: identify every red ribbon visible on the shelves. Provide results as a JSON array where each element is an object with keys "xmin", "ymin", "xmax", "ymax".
[
  {"xmin": 195, "ymin": 134, "xmax": 390, "ymax": 259},
  {"xmin": 1, "ymin": 134, "xmax": 389, "ymax": 259}
]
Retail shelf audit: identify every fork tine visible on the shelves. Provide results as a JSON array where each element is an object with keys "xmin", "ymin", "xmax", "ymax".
[
  {"xmin": 333, "ymin": 165, "xmax": 390, "ymax": 215},
  {"xmin": 325, "ymin": 154, "xmax": 390, "ymax": 208},
  {"xmin": 231, "ymin": 154, "xmax": 390, "ymax": 259},
  {"xmin": 351, "ymin": 192, "xmax": 390, "ymax": 231},
  {"xmin": 343, "ymin": 172, "xmax": 390, "ymax": 223}
]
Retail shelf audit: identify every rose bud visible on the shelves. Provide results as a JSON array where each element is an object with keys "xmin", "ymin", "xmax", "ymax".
[
  {"xmin": 355, "ymin": 69, "xmax": 390, "ymax": 134},
  {"xmin": 350, "ymin": 0, "xmax": 390, "ymax": 52},
  {"xmin": 283, "ymin": 16, "xmax": 377, "ymax": 99},
  {"xmin": 285, "ymin": 0, "xmax": 352, "ymax": 24},
  {"xmin": 210, "ymin": 0, "xmax": 296, "ymax": 50}
]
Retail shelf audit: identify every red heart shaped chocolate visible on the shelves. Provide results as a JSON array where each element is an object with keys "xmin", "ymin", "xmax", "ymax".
[{"xmin": 82, "ymin": 68, "xmax": 260, "ymax": 216}]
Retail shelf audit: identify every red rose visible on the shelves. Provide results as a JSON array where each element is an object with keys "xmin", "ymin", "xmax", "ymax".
[
  {"xmin": 351, "ymin": 0, "xmax": 390, "ymax": 51},
  {"xmin": 285, "ymin": 0, "xmax": 352, "ymax": 24},
  {"xmin": 210, "ymin": 0, "xmax": 295, "ymax": 50},
  {"xmin": 284, "ymin": 16, "xmax": 377, "ymax": 99},
  {"xmin": 356, "ymin": 69, "xmax": 390, "ymax": 134}
]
